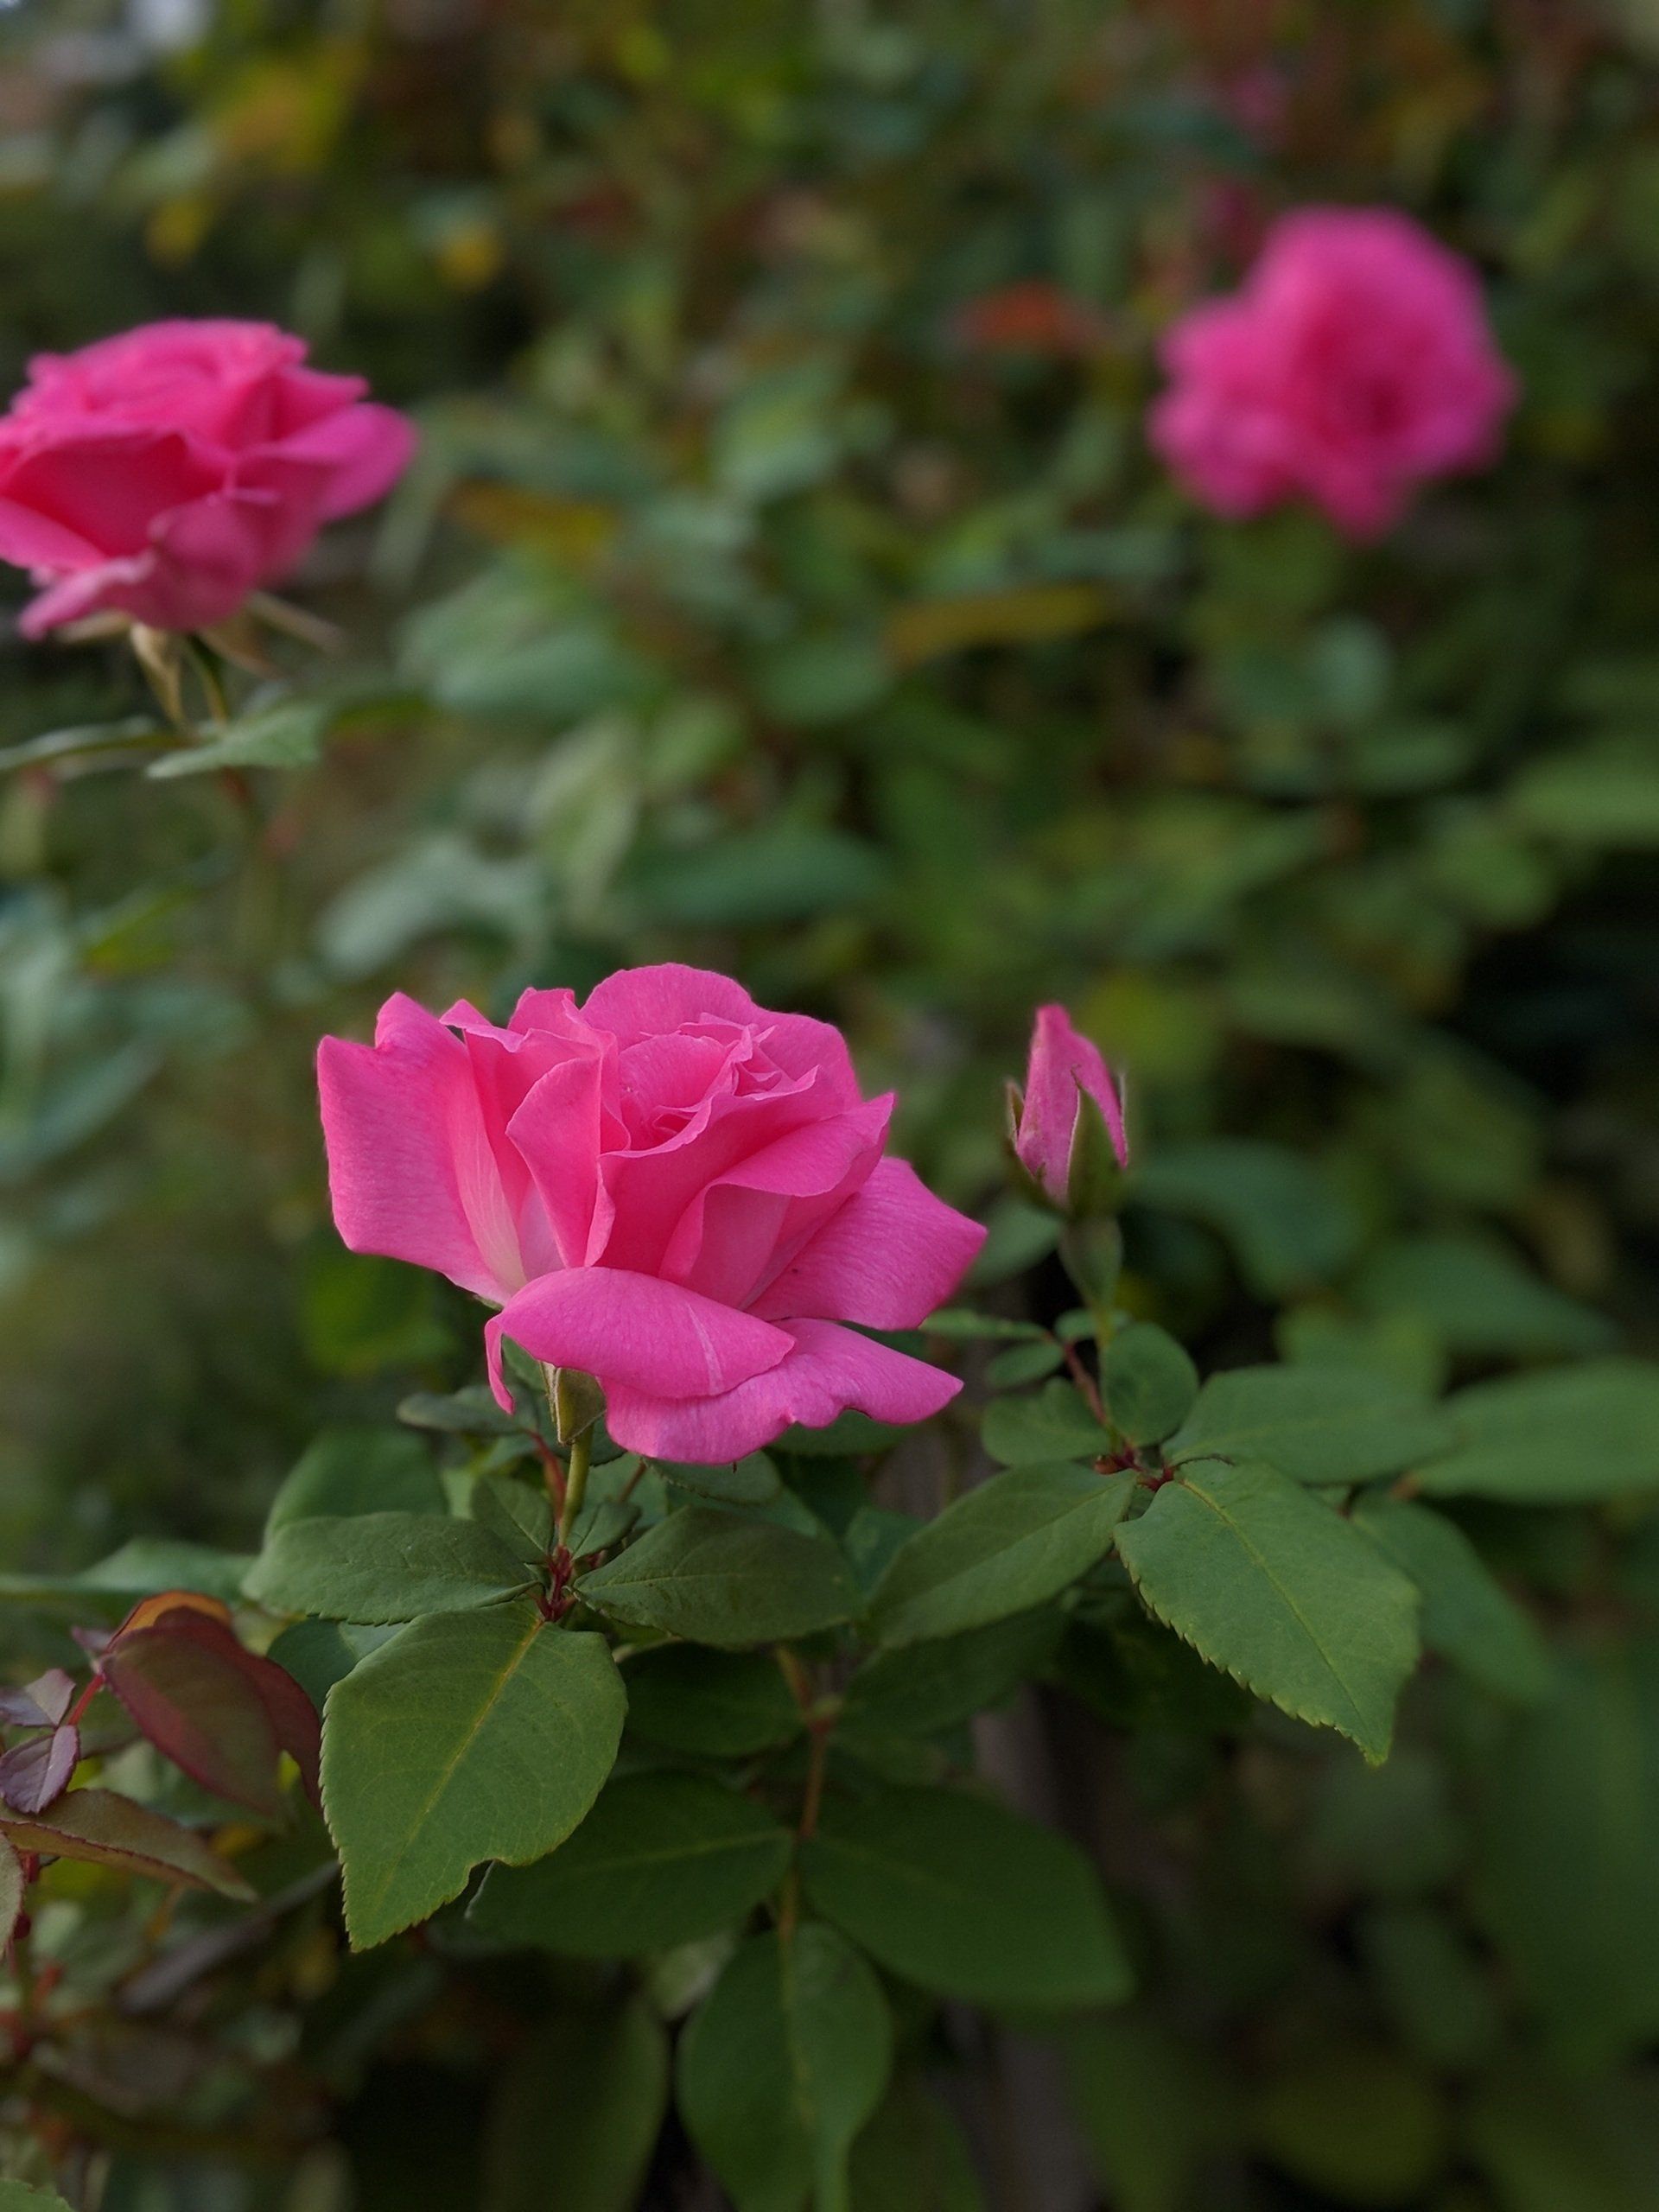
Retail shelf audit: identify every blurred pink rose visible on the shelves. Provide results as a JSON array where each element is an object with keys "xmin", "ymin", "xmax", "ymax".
[
  {"xmin": 1014, "ymin": 1004, "xmax": 1127, "ymax": 1208},
  {"xmin": 318, "ymin": 964, "xmax": 984, "ymax": 1463},
  {"xmin": 0, "ymin": 320, "xmax": 415, "ymax": 637},
  {"xmin": 1148, "ymin": 208, "xmax": 1514, "ymax": 538}
]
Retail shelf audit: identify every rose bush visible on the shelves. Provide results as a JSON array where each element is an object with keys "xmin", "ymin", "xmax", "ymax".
[
  {"xmin": 318, "ymin": 964, "xmax": 984, "ymax": 1460},
  {"xmin": 1149, "ymin": 206, "xmax": 1514, "ymax": 536},
  {"xmin": 0, "ymin": 320, "xmax": 413, "ymax": 636}
]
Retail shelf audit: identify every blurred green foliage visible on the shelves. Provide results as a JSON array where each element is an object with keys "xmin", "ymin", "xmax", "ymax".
[{"xmin": 3, "ymin": 0, "xmax": 1659, "ymax": 2206}]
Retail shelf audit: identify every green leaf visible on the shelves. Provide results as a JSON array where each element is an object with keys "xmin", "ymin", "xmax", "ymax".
[
  {"xmin": 246, "ymin": 1513, "xmax": 534, "ymax": 1623},
  {"xmin": 1168, "ymin": 1363, "xmax": 1452, "ymax": 1486},
  {"xmin": 624, "ymin": 1645, "xmax": 803, "ymax": 1756},
  {"xmin": 472, "ymin": 1474, "xmax": 556, "ymax": 1567},
  {"xmin": 1354, "ymin": 1497, "xmax": 1554, "ymax": 1704},
  {"xmin": 677, "ymin": 1924, "xmax": 893, "ymax": 2212},
  {"xmin": 482, "ymin": 1994, "xmax": 668, "ymax": 2212},
  {"xmin": 398, "ymin": 1384, "xmax": 524, "ymax": 1437},
  {"xmin": 980, "ymin": 1381, "xmax": 1114, "ymax": 1467},
  {"xmin": 1414, "ymin": 1360, "xmax": 1659, "ymax": 1503},
  {"xmin": 268, "ymin": 1618, "xmax": 396, "ymax": 1710},
  {"xmin": 0, "ymin": 1540, "xmax": 252, "ymax": 1617},
  {"xmin": 965, "ymin": 1197, "xmax": 1060, "ymax": 1288},
  {"xmin": 848, "ymin": 2075, "xmax": 985, "ymax": 2212},
  {"xmin": 1101, "ymin": 1324, "xmax": 1198, "ymax": 1445},
  {"xmin": 923, "ymin": 1310, "xmax": 1048, "ymax": 1343},
  {"xmin": 578, "ymin": 1508, "xmax": 857, "ymax": 1647},
  {"xmin": 984, "ymin": 1338, "xmax": 1065, "ymax": 1389},
  {"xmin": 470, "ymin": 1772, "xmax": 791, "ymax": 1955},
  {"xmin": 842, "ymin": 1610, "xmax": 1061, "ymax": 1742},
  {"xmin": 322, "ymin": 1602, "xmax": 625, "ymax": 1948},
  {"xmin": 0, "ymin": 2185, "xmax": 76, "ymax": 2212},
  {"xmin": 266, "ymin": 1427, "xmax": 444, "ymax": 1535},
  {"xmin": 1134, "ymin": 1140, "xmax": 1360, "ymax": 1295},
  {"xmin": 1509, "ymin": 737, "xmax": 1659, "ymax": 847},
  {"xmin": 868, "ymin": 1465, "xmax": 1132, "ymax": 1648},
  {"xmin": 1354, "ymin": 1236, "xmax": 1614, "ymax": 1359},
  {"xmin": 656, "ymin": 1452, "xmax": 782, "ymax": 1506},
  {"xmin": 800, "ymin": 1785, "xmax": 1130, "ymax": 2008},
  {"xmin": 1115, "ymin": 1461, "xmax": 1420, "ymax": 1761},
  {"xmin": 0, "ymin": 1788, "xmax": 254, "ymax": 1900},
  {"xmin": 1473, "ymin": 1644, "xmax": 1659, "ymax": 2063}
]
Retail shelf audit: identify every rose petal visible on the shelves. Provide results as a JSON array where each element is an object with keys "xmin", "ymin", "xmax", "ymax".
[
  {"xmin": 752, "ymin": 1155, "xmax": 986, "ymax": 1328},
  {"xmin": 486, "ymin": 1267, "xmax": 792, "ymax": 1410},
  {"xmin": 603, "ymin": 1318, "xmax": 962, "ymax": 1463},
  {"xmin": 318, "ymin": 994, "xmax": 524, "ymax": 1302}
]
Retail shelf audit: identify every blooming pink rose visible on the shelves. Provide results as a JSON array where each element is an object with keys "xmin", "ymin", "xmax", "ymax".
[
  {"xmin": 0, "ymin": 320, "xmax": 415, "ymax": 637},
  {"xmin": 1148, "ymin": 208, "xmax": 1514, "ymax": 539},
  {"xmin": 1013, "ymin": 1004, "xmax": 1127, "ymax": 1209},
  {"xmin": 317, "ymin": 965, "xmax": 985, "ymax": 1463}
]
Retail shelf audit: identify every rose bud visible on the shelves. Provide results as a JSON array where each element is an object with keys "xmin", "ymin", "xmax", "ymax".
[{"xmin": 1010, "ymin": 1003, "xmax": 1128, "ymax": 1216}]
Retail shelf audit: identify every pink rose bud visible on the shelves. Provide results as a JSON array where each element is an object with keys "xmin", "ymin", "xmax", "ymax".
[
  {"xmin": 1013, "ymin": 1004, "xmax": 1128, "ymax": 1212},
  {"xmin": 0, "ymin": 320, "xmax": 416, "ymax": 638},
  {"xmin": 1148, "ymin": 207, "xmax": 1515, "ymax": 540},
  {"xmin": 317, "ymin": 965, "xmax": 986, "ymax": 1465}
]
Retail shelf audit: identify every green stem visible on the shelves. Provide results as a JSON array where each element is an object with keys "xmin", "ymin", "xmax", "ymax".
[{"xmin": 558, "ymin": 1424, "xmax": 592, "ymax": 1548}]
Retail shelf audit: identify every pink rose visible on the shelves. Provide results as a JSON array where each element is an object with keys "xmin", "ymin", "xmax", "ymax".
[
  {"xmin": 1013, "ymin": 1004, "xmax": 1128, "ymax": 1209},
  {"xmin": 317, "ymin": 965, "xmax": 985, "ymax": 1463},
  {"xmin": 1148, "ymin": 207, "xmax": 1515, "ymax": 539},
  {"xmin": 0, "ymin": 320, "xmax": 415, "ymax": 637}
]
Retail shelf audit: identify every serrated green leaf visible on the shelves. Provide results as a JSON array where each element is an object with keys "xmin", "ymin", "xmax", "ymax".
[
  {"xmin": 1115, "ymin": 1461, "xmax": 1420, "ymax": 1760},
  {"xmin": 981, "ymin": 1381, "xmax": 1114, "ymax": 1467},
  {"xmin": 623, "ymin": 1645, "xmax": 803, "ymax": 1757},
  {"xmin": 1101, "ymin": 1323, "xmax": 1199, "ymax": 1444},
  {"xmin": 677, "ymin": 1924, "xmax": 893, "ymax": 2212},
  {"xmin": 246, "ymin": 1513, "xmax": 534, "ymax": 1622},
  {"xmin": 0, "ymin": 1540, "xmax": 253, "ymax": 1618},
  {"xmin": 656, "ymin": 1452, "xmax": 782, "ymax": 1505},
  {"xmin": 1354, "ymin": 1496, "xmax": 1554, "ymax": 1703},
  {"xmin": 1414, "ymin": 1360, "xmax": 1659, "ymax": 1503},
  {"xmin": 868, "ymin": 1465, "xmax": 1132, "ymax": 1648},
  {"xmin": 322, "ymin": 1602, "xmax": 625, "ymax": 1948},
  {"xmin": 801, "ymin": 1785, "xmax": 1130, "ymax": 2008},
  {"xmin": 1169, "ymin": 1364, "xmax": 1452, "ymax": 1486},
  {"xmin": 578, "ymin": 1508, "xmax": 857, "ymax": 1646},
  {"xmin": 470, "ymin": 1771, "xmax": 791, "ymax": 1955}
]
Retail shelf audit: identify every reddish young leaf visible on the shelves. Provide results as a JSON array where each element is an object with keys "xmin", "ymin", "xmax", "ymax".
[
  {"xmin": 0, "ymin": 1788, "xmax": 255, "ymax": 1899},
  {"xmin": 0, "ymin": 1668, "xmax": 75, "ymax": 1728},
  {"xmin": 103, "ymin": 1603, "xmax": 322, "ymax": 1815},
  {"xmin": 114, "ymin": 1590, "xmax": 234, "ymax": 1639},
  {"xmin": 103, "ymin": 1621, "xmax": 284, "ymax": 1820},
  {"xmin": 0, "ymin": 1722, "xmax": 79, "ymax": 1815}
]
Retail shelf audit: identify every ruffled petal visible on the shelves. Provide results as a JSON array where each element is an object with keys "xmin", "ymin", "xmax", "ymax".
[
  {"xmin": 579, "ymin": 963, "xmax": 761, "ymax": 1044},
  {"xmin": 486, "ymin": 1267, "xmax": 791, "ymax": 1411},
  {"xmin": 660, "ymin": 1096, "xmax": 892, "ymax": 1307},
  {"xmin": 751, "ymin": 1155, "xmax": 985, "ymax": 1328},
  {"xmin": 603, "ymin": 1318, "xmax": 962, "ymax": 1464},
  {"xmin": 317, "ymin": 994, "xmax": 522, "ymax": 1303}
]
